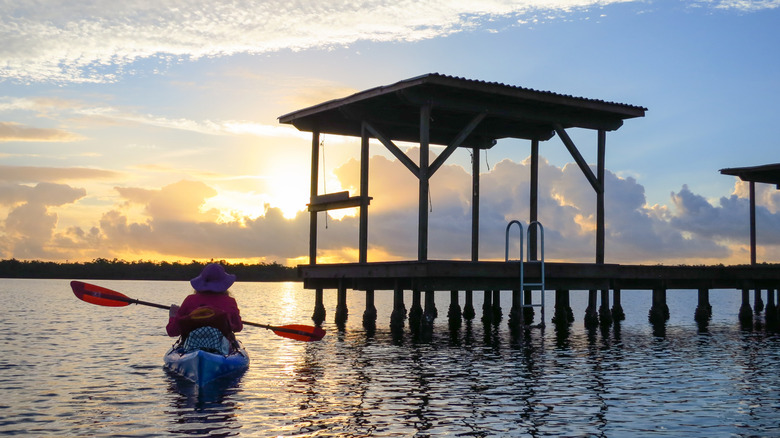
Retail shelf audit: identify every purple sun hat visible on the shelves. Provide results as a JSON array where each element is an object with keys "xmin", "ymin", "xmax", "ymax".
[{"xmin": 190, "ymin": 263, "xmax": 236, "ymax": 293}]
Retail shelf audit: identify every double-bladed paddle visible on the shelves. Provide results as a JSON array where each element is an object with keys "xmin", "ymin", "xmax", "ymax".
[{"xmin": 70, "ymin": 280, "xmax": 326, "ymax": 342}]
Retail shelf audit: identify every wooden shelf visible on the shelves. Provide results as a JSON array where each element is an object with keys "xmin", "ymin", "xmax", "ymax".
[{"xmin": 308, "ymin": 191, "xmax": 371, "ymax": 212}]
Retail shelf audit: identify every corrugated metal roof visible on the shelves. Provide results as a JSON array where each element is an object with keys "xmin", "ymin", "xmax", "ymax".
[{"xmin": 279, "ymin": 73, "xmax": 647, "ymax": 146}]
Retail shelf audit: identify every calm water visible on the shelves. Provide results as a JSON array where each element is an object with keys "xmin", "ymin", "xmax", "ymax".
[{"xmin": 2, "ymin": 278, "xmax": 779, "ymax": 437}]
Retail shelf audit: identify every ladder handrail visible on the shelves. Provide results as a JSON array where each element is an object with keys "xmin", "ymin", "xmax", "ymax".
[
  {"xmin": 505, "ymin": 220, "xmax": 524, "ymax": 263},
  {"xmin": 505, "ymin": 220, "xmax": 546, "ymax": 328}
]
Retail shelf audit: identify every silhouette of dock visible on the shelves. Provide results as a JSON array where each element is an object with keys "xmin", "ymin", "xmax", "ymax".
[{"xmin": 279, "ymin": 74, "xmax": 780, "ymax": 330}]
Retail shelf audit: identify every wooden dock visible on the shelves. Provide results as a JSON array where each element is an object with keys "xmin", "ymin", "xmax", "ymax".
[
  {"xmin": 299, "ymin": 261, "xmax": 780, "ymax": 291},
  {"xmin": 278, "ymin": 74, "xmax": 780, "ymax": 331}
]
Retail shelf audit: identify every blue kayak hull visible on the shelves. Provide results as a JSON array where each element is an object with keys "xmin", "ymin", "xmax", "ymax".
[{"xmin": 163, "ymin": 344, "xmax": 249, "ymax": 386}]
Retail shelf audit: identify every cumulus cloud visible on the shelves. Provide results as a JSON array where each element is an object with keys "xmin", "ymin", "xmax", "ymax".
[
  {"xmin": 2, "ymin": 149, "xmax": 778, "ymax": 264},
  {"xmin": 0, "ymin": 182, "xmax": 86, "ymax": 259},
  {"xmin": 4, "ymin": 0, "xmax": 772, "ymax": 84}
]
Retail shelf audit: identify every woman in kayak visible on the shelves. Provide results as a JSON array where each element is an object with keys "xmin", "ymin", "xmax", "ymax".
[{"xmin": 166, "ymin": 263, "xmax": 243, "ymax": 354}]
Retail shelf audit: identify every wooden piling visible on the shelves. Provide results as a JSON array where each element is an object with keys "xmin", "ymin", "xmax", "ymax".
[
  {"xmin": 765, "ymin": 289, "xmax": 777, "ymax": 326},
  {"xmin": 509, "ymin": 289, "xmax": 523, "ymax": 328},
  {"xmin": 409, "ymin": 289, "xmax": 423, "ymax": 328},
  {"xmin": 463, "ymin": 290, "xmax": 476, "ymax": 320},
  {"xmin": 599, "ymin": 289, "xmax": 613, "ymax": 326},
  {"xmin": 739, "ymin": 288, "xmax": 753, "ymax": 325},
  {"xmin": 523, "ymin": 289, "xmax": 534, "ymax": 323},
  {"xmin": 584, "ymin": 289, "xmax": 599, "ymax": 327},
  {"xmin": 390, "ymin": 284, "xmax": 406, "ymax": 330},
  {"xmin": 312, "ymin": 288, "xmax": 326, "ymax": 325},
  {"xmin": 611, "ymin": 289, "xmax": 626, "ymax": 321},
  {"xmin": 649, "ymin": 288, "xmax": 668, "ymax": 324},
  {"xmin": 754, "ymin": 289, "xmax": 764, "ymax": 313},
  {"xmin": 694, "ymin": 288, "xmax": 712, "ymax": 322},
  {"xmin": 552, "ymin": 289, "xmax": 573, "ymax": 325},
  {"xmin": 447, "ymin": 290, "xmax": 462, "ymax": 328},
  {"xmin": 482, "ymin": 290, "xmax": 492, "ymax": 323},
  {"xmin": 363, "ymin": 289, "xmax": 377, "ymax": 328},
  {"xmin": 335, "ymin": 282, "xmax": 348, "ymax": 326},
  {"xmin": 424, "ymin": 290, "xmax": 437, "ymax": 319},
  {"xmin": 492, "ymin": 290, "xmax": 502, "ymax": 322}
]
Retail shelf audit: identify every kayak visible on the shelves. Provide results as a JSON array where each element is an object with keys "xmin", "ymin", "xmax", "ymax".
[{"xmin": 163, "ymin": 342, "xmax": 250, "ymax": 386}]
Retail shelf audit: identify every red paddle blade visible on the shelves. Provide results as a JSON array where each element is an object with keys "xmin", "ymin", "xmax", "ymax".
[
  {"xmin": 271, "ymin": 324, "xmax": 326, "ymax": 342},
  {"xmin": 71, "ymin": 281, "xmax": 132, "ymax": 307}
]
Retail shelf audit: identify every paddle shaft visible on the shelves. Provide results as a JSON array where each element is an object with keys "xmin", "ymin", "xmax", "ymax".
[{"xmin": 72, "ymin": 281, "xmax": 322, "ymax": 340}]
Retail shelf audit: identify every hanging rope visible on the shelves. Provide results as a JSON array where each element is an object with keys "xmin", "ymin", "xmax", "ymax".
[
  {"xmin": 485, "ymin": 149, "xmax": 491, "ymax": 171},
  {"xmin": 321, "ymin": 140, "xmax": 328, "ymax": 229}
]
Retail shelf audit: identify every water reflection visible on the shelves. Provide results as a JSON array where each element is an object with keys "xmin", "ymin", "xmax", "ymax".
[{"xmin": 165, "ymin": 373, "xmax": 245, "ymax": 436}]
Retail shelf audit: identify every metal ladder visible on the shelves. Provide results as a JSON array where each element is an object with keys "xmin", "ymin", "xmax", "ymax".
[{"xmin": 505, "ymin": 220, "xmax": 545, "ymax": 327}]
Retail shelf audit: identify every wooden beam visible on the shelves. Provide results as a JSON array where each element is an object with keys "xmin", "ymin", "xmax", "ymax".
[
  {"xmin": 363, "ymin": 121, "xmax": 420, "ymax": 177},
  {"xmin": 554, "ymin": 124, "xmax": 601, "ymax": 193},
  {"xmin": 429, "ymin": 112, "xmax": 487, "ymax": 177},
  {"xmin": 400, "ymin": 88, "xmax": 627, "ymax": 132}
]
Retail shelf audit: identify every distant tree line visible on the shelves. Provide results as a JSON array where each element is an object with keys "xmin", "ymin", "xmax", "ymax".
[{"xmin": 0, "ymin": 258, "xmax": 299, "ymax": 282}]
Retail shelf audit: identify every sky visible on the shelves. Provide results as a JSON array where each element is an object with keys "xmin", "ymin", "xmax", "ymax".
[{"xmin": 1, "ymin": 0, "xmax": 779, "ymax": 267}]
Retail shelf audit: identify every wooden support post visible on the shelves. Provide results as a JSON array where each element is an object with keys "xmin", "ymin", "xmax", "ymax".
[
  {"xmin": 649, "ymin": 288, "xmax": 669, "ymax": 324},
  {"xmin": 597, "ymin": 130, "xmax": 606, "ymax": 265},
  {"xmin": 308, "ymin": 131, "xmax": 324, "ymax": 326},
  {"xmin": 552, "ymin": 289, "xmax": 573, "ymax": 325},
  {"xmin": 739, "ymin": 288, "xmax": 753, "ymax": 325},
  {"xmin": 335, "ymin": 281, "xmax": 348, "ymax": 326},
  {"xmin": 390, "ymin": 283, "xmax": 406, "ymax": 331},
  {"xmin": 509, "ymin": 289, "xmax": 523, "ymax": 328},
  {"xmin": 750, "ymin": 181, "xmax": 756, "ymax": 266},
  {"xmin": 309, "ymin": 130, "xmax": 320, "ymax": 264},
  {"xmin": 584, "ymin": 289, "xmax": 599, "ymax": 328},
  {"xmin": 492, "ymin": 290, "xmax": 502, "ymax": 322},
  {"xmin": 612, "ymin": 288, "xmax": 625, "ymax": 321},
  {"xmin": 694, "ymin": 288, "xmax": 712, "ymax": 322},
  {"xmin": 529, "ymin": 139, "xmax": 539, "ymax": 261},
  {"xmin": 418, "ymin": 104, "xmax": 431, "ymax": 262},
  {"xmin": 312, "ymin": 288, "xmax": 326, "ymax": 325},
  {"xmin": 448, "ymin": 290, "xmax": 462, "ymax": 329},
  {"xmin": 481, "ymin": 290, "xmax": 492, "ymax": 323},
  {"xmin": 472, "ymin": 146, "xmax": 480, "ymax": 263},
  {"xmin": 599, "ymin": 289, "xmax": 612, "ymax": 326},
  {"xmin": 363, "ymin": 289, "xmax": 377, "ymax": 328},
  {"xmin": 359, "ymin": 124, "xmax": 370, "ymax": 263},
  {"xmin": 463, "ymin": 290, "xmax": 475, "ymax": 320}
]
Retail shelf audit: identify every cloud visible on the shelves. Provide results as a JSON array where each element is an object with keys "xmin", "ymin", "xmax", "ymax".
[
  {"xmin": 0, "ymin": 121, "xmax": 83, "ymax": 142},
  {"xmin": 7, "ymin": 0, "xmax": 774, "ymax": 84},
  {"xmin": 2, "ymin": 151, "xmax": 779, "ymax": 265},
  {"xmin": 0, "ymin": 165, "xmax": 122, "ymax": 183},
  {"xmin": 0, "ymin": 182, "xmax": 86, "ymax": 259}
]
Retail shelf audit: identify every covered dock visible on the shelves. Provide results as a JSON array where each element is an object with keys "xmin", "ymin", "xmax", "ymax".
[{"xmin": 279, "ymin": 74, "xmax": 780, "ymax": 330}]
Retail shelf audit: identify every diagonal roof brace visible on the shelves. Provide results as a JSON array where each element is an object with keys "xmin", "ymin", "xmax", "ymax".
[
  {"xmin": 363, "ymin": 121, "xmax": 420, "ymax": 177},
  {"xmin": 554, "ymin": 124, "xmax": 602, "ymax": 193},
  {"xmin": 429, "ymin": 112, "xmax": 488, "ymax": 177}
]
